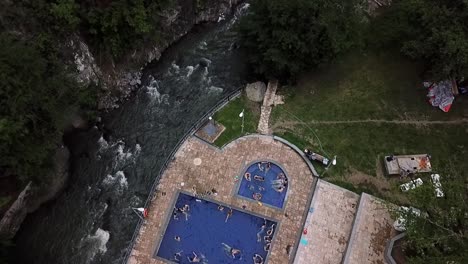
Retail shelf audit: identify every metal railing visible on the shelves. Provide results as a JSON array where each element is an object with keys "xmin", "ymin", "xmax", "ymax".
[{"xmin": 121, "ymin": 88, "xmax": 242, "ymax": 263}]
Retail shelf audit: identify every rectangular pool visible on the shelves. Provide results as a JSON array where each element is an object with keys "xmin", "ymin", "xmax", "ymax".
[{"xmin": 155, "ymin": 192, "xmax": 277, "ymax": 263}]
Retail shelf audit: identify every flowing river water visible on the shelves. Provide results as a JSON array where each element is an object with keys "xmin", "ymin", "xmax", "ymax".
[{"xmin": 14, "ymin": 5, "xmax": 250, "ymax": 264}]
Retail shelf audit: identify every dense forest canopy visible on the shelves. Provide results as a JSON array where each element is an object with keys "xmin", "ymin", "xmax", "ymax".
[{"xmin": 238, "ymin": 0, "xmax": 366, "ymax": 79}]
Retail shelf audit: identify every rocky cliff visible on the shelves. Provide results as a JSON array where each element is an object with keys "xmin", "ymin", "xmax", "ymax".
[
  {"xmin": 73, "ymin": 0, "xmax": 243, "ymax": 110},
  {"xmin": 0, "ymin": 0, "xmax": 243, "ymax": 240}
]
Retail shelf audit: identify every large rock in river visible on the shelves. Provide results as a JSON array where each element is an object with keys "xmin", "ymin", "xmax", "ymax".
[{"xmin": 245, "ymin": 81, "xmax": 267, "ymax": 103}]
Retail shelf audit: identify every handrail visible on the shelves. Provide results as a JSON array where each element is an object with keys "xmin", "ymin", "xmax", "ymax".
[{"xmin": 121, "ymin": 88, "xmax": 242, "ymax": 263}]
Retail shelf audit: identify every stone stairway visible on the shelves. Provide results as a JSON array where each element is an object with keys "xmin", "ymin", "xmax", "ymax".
[{"xmin": 257, "ymin": 80, "xmax": 278, "ymax": 134}]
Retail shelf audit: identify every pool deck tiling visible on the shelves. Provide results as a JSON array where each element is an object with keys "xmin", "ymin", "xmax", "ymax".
[
  {"xmin": 294, "ymin": 180, "xmax": 359, "ymax": 264},
  {"xmin": 342, "ymin": 193, "xmax": 397, "ymax": 264},
  {"xmin": 129, "ymin": 135, "xmax": 317, "ymax": 264}
]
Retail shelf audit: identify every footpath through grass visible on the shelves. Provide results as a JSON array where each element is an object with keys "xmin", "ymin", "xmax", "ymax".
[
  {"xmin": 213, "ymin": 95, "xmax": 260, "ymax": 147},
  {"xmin": 272, "ymin": 51, "xmax": 468, "ymax": 199}
]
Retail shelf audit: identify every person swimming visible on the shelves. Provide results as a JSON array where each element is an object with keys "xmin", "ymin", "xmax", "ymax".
[
  {"xmin": 188, "ymin": 251, "xmax": 200, "ymax": 263},
  {"xmin": 174, "ymin": 236, "xmax": 181, "ymax": 242},
  {"xmin": 218, "ymin": 205, "xmax": 224, "ymax": 211},
  {"xmin": 257, "ymin": 162, "xmax": 264, "ymax": 171},
  {"xmin": 254, "ymin": 175, "xmax": 265, "ymax": 181},
  {"xmin": 225, "ymin": 208, "xmax": 233, "ymax": 223},
  {"xmin": 174, "ymin": 250, "xmax": 183, "ymax": 262},
  {"xmin": 253, "ymin": 193, "xmax": 262, "ymax": 201},
  {"xmin": 264, "ymin": 243, "xmax": 271, "ymax": 252},
  {"xmin": 244, "ymin": 172, "xmax": 252, "ymax": 181},
  {"xmin": 173, "ymin": 208, "xmax": 179, "ymax": 220},
  {"xmin": 267, "ymin": 224, "xmax": 275, "ymax": 236},
  {"xmin": 257, "ymin": 221, "xmax": 266, "ymax": 242},
  {"xmin": 180, "ymin": 204, "xmax": 190, "ymax": 221},
  {"xmin": 221, "ymin": 243, "xmax": 241, "ymax": 259},
  {"xmin": 264, "ymin": 235, "xmax": 272, "ymax": 243},
  {"xmin": 253, "ymin": 254, "xmax": 264, "ymax": 264}
]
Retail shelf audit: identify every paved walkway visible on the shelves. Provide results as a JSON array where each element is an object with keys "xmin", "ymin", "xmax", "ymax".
[
  {"xmin": 129, "ymin": 135, "xmax": 316, "ymax": 264},
  {"xmin": 258, "ymin": 80, "xmax": 279, "ymax": 135},
  {"xmin": 343, "ymin": 193, "xmax": 396, "ymax": 264},
  {"xmin": 294, "ymin": 180, "xmax": 359, "ymax": 264}
]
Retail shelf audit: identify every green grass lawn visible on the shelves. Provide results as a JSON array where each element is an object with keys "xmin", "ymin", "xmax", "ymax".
[
  {"xmin": 213, "ymin": 95, "xmax": 261, "ymax": 147},
  {"xmin": 272, "ymin": 50, "xmax": 468, "ymax": 198},
  {"xmin": 272, "ymin": 51, "xmax": 468, "ymax": 123}
]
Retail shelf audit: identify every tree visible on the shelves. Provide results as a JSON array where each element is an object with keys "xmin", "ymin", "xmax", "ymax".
[
  {"xmin": 0, "ymin": 33, "xmax": 96, "ymax": 183},
  {"xmin": 374, "ymin": 0, "xmax": 468, "ymax": 80},
  {"xmin": 396, "ymin": 167, "xmax": 468, "ymax": 263},
  {"xmin": 238, "ymin": 0, "xmax": 366, "ymax": 79}
]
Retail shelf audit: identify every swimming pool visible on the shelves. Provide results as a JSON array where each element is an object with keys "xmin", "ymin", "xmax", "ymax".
[
  {"xmin": 155, "ymin": 192, "xmax": 277, "ymax": 263},
  {"xmin": 237, "ymin": 161, "xmax": 288, "ymax": 209}
]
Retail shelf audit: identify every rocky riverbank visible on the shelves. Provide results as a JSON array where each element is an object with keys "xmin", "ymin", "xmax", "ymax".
[{"xmin": 0, "ymin": 0, "xmax": 243, "ymax": 241}]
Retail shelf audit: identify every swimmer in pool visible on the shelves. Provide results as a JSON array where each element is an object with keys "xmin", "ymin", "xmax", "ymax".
[
  {"xmin": 188, "ymin": 252, "xmax": 200, "ymax": 262},
  {"xmin": 174, "ymin": 236, "xmax": 181, "ymax": 242},
  {"xmin": 254, "ymin": 175, "xmax": 265, "ymax": 181},
  {"xmin": 253, "ymin": 254, "xmax": 264, "ymax": 264},
  {"xmin": 253, "ymin": 193, "xmax": 262, "ymax": 201},
  {"xmin": 173, "ymin": 208, "xmax": 179, "ymax": 220},
  {"xmin": 218, "ymin": 205, "xmax": 224, "ymax": 211},
  {"xmin": 257, "ymin": 162, "xmax": 264, "ymax": 171},
  {"xmin": 244, "ymin": 172, "xmax": 252, "ymax": 181},
  {"xmin": 180, "ymin": 204, "xmax": 190, "ymax": 221},
  {"xmin": 257, "ymin": 221, "xmax": 266, "ymax": 242},
  {"xmin": 174, "ymin": 250, "xmax": 183, "ymax": 262},
  {"xmin": 264, "ymin": 235, "xmax": 272, "ymax": 243},
  {"xmin": 264, "ymin": 243, "xmax": 271, "ymax": 252},
  {"xmin": 221, "ymin": 243, "xmax": 241, "ymax": 259},
  {"xmin": 267, "ymin": 224, "xmax": 275, "ymax": 236},
  {"xmin": 225, "ymin": 208, "xmax": 233, "ymax": 223}
]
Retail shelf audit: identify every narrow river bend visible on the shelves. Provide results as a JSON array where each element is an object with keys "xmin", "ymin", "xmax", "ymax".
[{"xmin": 14, "ymin": 5, "xmax": 249, "ymax": 264}]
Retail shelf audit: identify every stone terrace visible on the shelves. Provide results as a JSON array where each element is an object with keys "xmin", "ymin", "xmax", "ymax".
[
  {"xmin": 343, "ymin": 193, "xmax": 397, "ymax": 264},
  {"xmin": 129, "ymin": 135, "xmax": 317, "ymax": 264},
  {"xmin": 294, "ymin": 180, "xmax": 359, "ymax": 264}
]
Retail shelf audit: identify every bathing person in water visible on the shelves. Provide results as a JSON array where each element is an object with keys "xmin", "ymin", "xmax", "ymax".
[
  {"xmin": 244, "ymin": 172, "xmax": 252, "ymax": 181},
  {"xmin": 174, "ymin": 236, "xmax": 181, "ymax": 242},
  {"xmin": 253, "ymin": 254, "xmax": 264, "ymax": 264},
  {"xmin": 188, "ymin": 252, "xmax": 200, "ymax": 262},
  {"xmin": 264, "ymin": 235, "xmax": 272, "ymax": 243},
  {"xmin": 173, "ymin": 208, "xmax": 179, "ymax": 220},
  {"xmin": 267, "ymin": 224, "xmax": 275, "ymax": 236},
  {"xmin": 257, "ymin": 221, "xmax": 266, "ymax": 242},
  {"xmin": 180, "ymin": 204, "xmax": 190, "ymax": 221},
  {"xmin": 218, "ymin": 205, "xmax": 224, "ymax": 211},
  {"xmin": 257, "ymin": 162, "xmax": 264, "ymax": 171},
  {"xmin": 253, "ymin": 193, "xmax": 262, "ymax": 201},
  {"xmin": 264, "ymin": 243, "xmax": 271, "ymax": 252},
  {"xmin": 225, "ymin": 208, "xmax": 233, "ymax": 223},
  {"xmin": 221, "ymin": 243, "xmax": 241, "ymax": 259},
  {"xmin": 174, "ymin": 250, "xmax": 183, "ymax": 262},
  {"xmin": 254, "ymin": 175, "xmax": 265, "ymax": 181}
]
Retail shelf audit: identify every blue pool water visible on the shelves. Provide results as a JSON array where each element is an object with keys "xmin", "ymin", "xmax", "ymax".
[
  {"xmin": 237, "ymin": 162, "xmax": 288, "ymax": 208},
  {"xmin": 156, "ymin": 193, "xmax": 276, "ymax": 263}
]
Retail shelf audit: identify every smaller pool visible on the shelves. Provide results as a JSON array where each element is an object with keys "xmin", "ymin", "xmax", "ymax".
[{"xmin": 237, "ymin": 161, "xmax": 288, "ymax": 209}]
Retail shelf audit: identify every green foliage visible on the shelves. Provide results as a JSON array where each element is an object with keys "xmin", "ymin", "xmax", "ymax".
[
  {"xmin": 50, "ymin": 0, "xmax": 80, "ymax": 30},
  {"xmin": 373, "ymin": 0, "xmax": 468, "ymax": 80},
  {"xmin": 398, "ymin": 168, "xmax": 468, "ymax": 263},
  {"xmin": 80, "ymin": 0, "xmax": 173, "ymax": 58},
  {"xmin": 0, "ymin": 32, "xmax": 96, "ymax": 183},
  {"xmin": 238, "ymin": 0, "xmax": 366, "ymax": 79}
]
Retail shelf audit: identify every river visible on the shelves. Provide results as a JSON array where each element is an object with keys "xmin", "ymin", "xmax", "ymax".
[{"xmin": 13, "ymin": 5, "xmax": 250, "ymax": 264}]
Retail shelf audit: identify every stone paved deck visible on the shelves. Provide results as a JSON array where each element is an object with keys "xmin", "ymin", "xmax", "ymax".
[
  {"xmin": 294, "ymin": 180, "xmax": 359, "ymax": 264},
  {"xmin": 343, "ymin": 193, "xmax": 396, "ymax": 264},
  {"xmin": 129, "ymin": 135, "xmax": 316, "ymax": 264}
]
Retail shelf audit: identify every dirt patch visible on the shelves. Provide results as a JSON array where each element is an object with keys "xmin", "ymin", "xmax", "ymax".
[{"xmin": 346, "ymin": 168, "xmax": 390, "ymax": 195}]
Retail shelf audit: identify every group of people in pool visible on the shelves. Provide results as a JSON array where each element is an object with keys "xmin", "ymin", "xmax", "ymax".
[
  {"xmin": 173, "ymin": 204, "xmax": 190, "ymax": 221},
  {"xmin": 244, "ymin": 162, "xmax": 288, "ymax": 201},
  {"xmin": 257, "ymin": 220, "xmax": 275, "ymax": 254}
]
